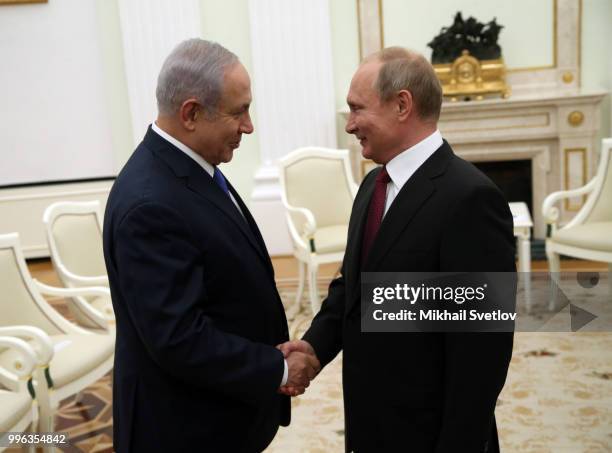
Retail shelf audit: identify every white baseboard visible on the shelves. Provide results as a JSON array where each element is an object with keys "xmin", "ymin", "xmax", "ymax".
[{"xmin": 0, "ymin": 180, "xmax": 113, "ymax": 258}]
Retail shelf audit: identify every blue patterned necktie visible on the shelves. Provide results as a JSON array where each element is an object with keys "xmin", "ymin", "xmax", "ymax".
[
  {"xmin": 213, "ymin": 166, "xmax": 249, "ymax": 224},
  {"xmin": 213, "ymin": 167, "xmax": 231, "ymax": 198}
]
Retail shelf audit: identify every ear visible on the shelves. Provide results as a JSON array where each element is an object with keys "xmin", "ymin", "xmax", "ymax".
[
  {"xmin": 179, "ymin": 99, "xmax": 200, "ymax": 131},
  {"xmin": 397, "ymin": 90, "xmax": 413, "ymax": 121}
]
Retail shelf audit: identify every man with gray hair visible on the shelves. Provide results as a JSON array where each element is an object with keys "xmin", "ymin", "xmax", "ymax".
[
  {"xmin": 103, "ymin": 39, "xmax": 319, "ymax": 452},
  {"xmin": 280, "ymin": 47, "xmax": 515, "ymax": 452}
]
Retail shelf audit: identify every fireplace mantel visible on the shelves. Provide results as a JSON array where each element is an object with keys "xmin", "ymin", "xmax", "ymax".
[{"xmin": 340, "ymin": 88, "xmax": 607, "ymax": 239}]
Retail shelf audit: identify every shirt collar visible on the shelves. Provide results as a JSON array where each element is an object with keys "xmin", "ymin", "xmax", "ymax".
[
  {"xmin": 151, "ymin": 122, "xmax": 215, "ymax": 178},
  {"xmin": 385, "ymin": 129, "xmax": 443, "ymax": 190}
]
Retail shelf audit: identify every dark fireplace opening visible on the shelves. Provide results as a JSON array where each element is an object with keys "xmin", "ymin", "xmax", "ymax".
[{"xmin": 473, "ymin": 160, "xmax": 533, "ymax": 215}]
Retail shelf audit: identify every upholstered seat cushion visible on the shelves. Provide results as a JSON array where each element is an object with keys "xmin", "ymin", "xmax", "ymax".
[
  {"xmin": 90, "ymin": 295, "xmax": 115, "ymax": 318},
  {"xmin": 306, "ymin": 225, "xmax": 348, "ymax": 254},
  {"xmin": 0, "ymin": 389, "xmax": 32, "ymax": 431},
  {"xmin": 0, "ymin": 333, "xmax": 114, "ymax": 390},
  {"xmin": 552, "ymin": 222, "xmax": 612, "ymax": 252}
]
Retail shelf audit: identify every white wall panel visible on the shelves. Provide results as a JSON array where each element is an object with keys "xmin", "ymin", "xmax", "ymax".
[
  {"xmin": 117, "ymin": 0, "xmax": 202, "ymax": 145},
  {"xmin": 0, "ymin": 0, "xmax": 115, "ymax": 186},
  {"xmin": 248, "ymin": 0, "xmax": 337, "ymax": 254}
]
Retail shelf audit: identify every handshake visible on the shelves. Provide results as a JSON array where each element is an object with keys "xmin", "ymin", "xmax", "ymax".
[{"xmin": 277, "ymin": 340, "xmax": 320, "ymax": 397}]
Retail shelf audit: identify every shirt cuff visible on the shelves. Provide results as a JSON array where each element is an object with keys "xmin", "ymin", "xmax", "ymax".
[{"xmin": 281, "ymin": 359, "xmax": 288, "ymax": 386}]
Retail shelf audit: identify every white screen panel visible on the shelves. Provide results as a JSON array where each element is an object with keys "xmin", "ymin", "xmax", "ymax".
[{"xmin": 0, "ymin": 0, "xmax": 115, "ymax": 186}]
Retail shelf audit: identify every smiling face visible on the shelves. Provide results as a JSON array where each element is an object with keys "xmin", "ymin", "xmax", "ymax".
[
  {"xmin": 192, "ymin": 62, "xmax": 254, "ymax": 165},
  {"xmin": 345, "ymin": 61, "xmax": 405, "ymax": 165}
]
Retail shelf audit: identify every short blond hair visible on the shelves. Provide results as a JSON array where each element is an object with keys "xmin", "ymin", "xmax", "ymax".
[{"xmin": 364, "ymin": 47, "xmax": 442, "ymax": 121}]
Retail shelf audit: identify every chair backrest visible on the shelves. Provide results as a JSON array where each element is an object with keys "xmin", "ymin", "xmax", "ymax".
[
  {"xmin": 0, "ymin": 233, "xmax": 82, "ymax": 335},
  {"xmin": 279, "ymin": 148, "xmax": 358, "ymax": 229},
  {"xmin": 43, "ymin": 201, "xmax": 106, "ymax": 285},
  {"xmin": 585, "ymin": 138, "xmax": 612, "ymax": 223}
]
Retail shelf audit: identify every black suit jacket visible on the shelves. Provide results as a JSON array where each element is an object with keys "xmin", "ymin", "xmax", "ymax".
[
  {"xmin": 103, "ymin": 127, "xmax": 290, "ymax": 453},
  {"xmin": 303, "ymin": 141, "xmax": 515, "ymax": 453}
]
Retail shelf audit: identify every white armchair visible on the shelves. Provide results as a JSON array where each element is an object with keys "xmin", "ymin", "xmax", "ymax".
[
  {"xmin": 543, "ymin": 138, "xmax": 612, "ymax": 284},
  {"xmin": 43, "ymin": 201, "xmax": 113, "ymax": 329},
  {"xmin": 0, "ymin": 334, "xmax": 40, "ymax": 453},
  {"xmin": 0, "ymin": 326, "xmax": 55, "ymax": 450},
  {"xmin": 0, "ymin": 233, "xmax": 115, "ymax": 435},
  {"xmin": 279, "ymin": 148, "xmax": 358, "ymax": 316}
]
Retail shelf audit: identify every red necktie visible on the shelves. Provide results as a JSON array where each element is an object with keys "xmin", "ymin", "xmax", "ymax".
[{"xmin": 361, "ymin": 166, "xmax": 391, "ymax": 265}]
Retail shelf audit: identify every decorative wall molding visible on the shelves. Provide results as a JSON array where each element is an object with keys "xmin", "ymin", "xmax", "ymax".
[
  {"xmin": 564, "ymin": 147, "xmax": 587, "ymax": 211},
  {"xmin": 117, "ymin": 0, "xmax": 202, "ymax": 146},
  {"xmin": 356, "ymin": 0, "xmax": 383, "ymax": 60},
  {"xmin": 248, "ymin": 0, "xmax": 337, "ymax": 255},
  {"xmin": 508, "ymin": 0, "xmax": 581, "ymax": 93},
  {"xmin": 359, "ymin": 0, "xmax": 583, "ymax": 94}
]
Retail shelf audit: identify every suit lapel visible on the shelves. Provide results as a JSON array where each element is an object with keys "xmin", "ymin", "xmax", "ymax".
[
  {"xmin": 366, "ymin": 142, "xmax": 453, "ymax": 272},
  {"xmin": 345, "ymin": 170, "xmax": 376, "ymax": 299},
  {"xmin": 144, "ymin": 127, "xmax": 271, "ymax": 269},
  {"xmin": 227, "ymin": 181, "xmax": 275, "ymax": 277},
  {"xmin": 347, "ymin": 142, "xmax": 454, "ymax": 313},
  {"xmin": 185, "ymin": 170, "xmax": 270, "ymax": 264},
  {"xmin": 363, "ymin": 173, "xmax": 434, "ymax": 271}
]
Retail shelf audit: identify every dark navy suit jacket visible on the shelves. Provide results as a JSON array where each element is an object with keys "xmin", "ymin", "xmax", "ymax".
[{"xmin": 103, "ymin": 127, "xmax": 290, "ymax": 453}]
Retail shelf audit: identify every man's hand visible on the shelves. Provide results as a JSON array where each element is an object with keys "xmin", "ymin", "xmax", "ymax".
[
  {"xmin": 278, "ymin": 339, "xmax": 316, "ymax": 358},
  {"xmin": 277, "ymin": 340, "xmax": 320, "ymax": 397}
]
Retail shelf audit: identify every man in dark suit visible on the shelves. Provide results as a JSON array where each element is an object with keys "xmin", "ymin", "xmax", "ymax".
[
  {"xmin": 279, "ymin": 47, "xmax": 515, "ymax": 452},
  {"xmin": 103, "ymin": 39, "xmax": 318, "ymax": 453}
]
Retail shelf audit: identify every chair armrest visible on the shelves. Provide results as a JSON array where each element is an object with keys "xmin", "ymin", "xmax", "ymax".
[
  {"xmin": 542, "ymin": 177, "xmax": 598, "ymax": 225},
  {"xmin": 284, "ymin": 204, "xmax": 317, "ymax": 252},
  {"xmin": 285, "ymin": 204, "xmax": 317, "ymax": 235},
  {"xmin": 56, "ymin": 263, "xmax": 108, "ymax": 286},
  {"xmin": 33, "ymin": 279, "xmax": 112, "ymax": 329},
  {"xmin": 0, "ymin": 330, "xmax": 56, "ymax": 407},
  {"xmin": 0, "ymin": 336, "xmax": 38, "ymax": 380},
  {"xmin": 33, "ymin": 280, "xmax": 110, "ymax": 299},
  {"xmin": 0, "ymin": 326, "xmax": 54, "ymax": 366}
]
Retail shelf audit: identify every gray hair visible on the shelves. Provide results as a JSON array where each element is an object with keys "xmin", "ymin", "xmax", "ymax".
[
  {"xmin": 156, "ymin": 38, "xmax": 238, "ymax": 117},
  {"xmin": 364, "ymin": 47, "xmax": 442, "ymax": 122}
]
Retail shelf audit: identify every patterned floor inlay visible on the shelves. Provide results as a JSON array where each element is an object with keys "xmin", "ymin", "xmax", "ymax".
[{"xmin": 9, "ymin": 277, "xmax": 610, "ymax": 452}]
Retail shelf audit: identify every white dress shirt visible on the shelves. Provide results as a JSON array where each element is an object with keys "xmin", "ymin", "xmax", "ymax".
[
  {"xmin": 151, "ymin": 123, "xmax": 289, "ymax": 386},
  {"xmin": 383, "ymin": 129, "xmax": 443, "ymax": 216},
  {"xmin": 151, "ymin": 122, "xmax": 245, "ymax": 215}
]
